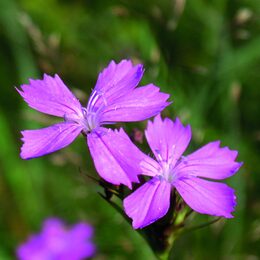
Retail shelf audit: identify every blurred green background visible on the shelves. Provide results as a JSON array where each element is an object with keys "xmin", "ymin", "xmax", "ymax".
[{"xmin": 0, "ymin": 0, "xmax": 259, "ymax": 259}]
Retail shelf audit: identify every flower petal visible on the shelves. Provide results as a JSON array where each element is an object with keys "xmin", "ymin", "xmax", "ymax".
[
  {"xmin": 70, "ymin": 223, "xmax": 94, "ymax": 240},
  {"xmin": 100, "ymin": 84, "xmax": 170, "ymax": 122},
  {"xmin": 140, "ymin": 156, "xmax": 161, "ymax": 177},
  {"xmin": 21, "ymin": 123, "xmax": 83, "ymax": 159},
  {"xmin": 124, "ymin": 177, "xmax": 172, "ymax": 229},
  {"xmin": 174, "ymin": 141, "xmax": 242, "ymax": 180},
  {"xmin": 89, "ymin": 60, "xmax": 144, "ymax": 110},
  {"xmin": 17, "ymin": 235, "xmax": 47, "ymax": 260},
  {"xmin": 87, "ymin": 128, "xmax": 148, "ymax": 188},
  {"xmin": 67, "ymin": 223, "xmax": 96, "ymax": 259},
  {"xmin": 145, "ymin": 115, "xmax": 191, "ymax": 165},
  {"xmin": 174, "ymin": 177, "xmax": 236, "ymax": 218},
  {"xmin": 17, "ymin": 74, "xmax": 82, "ymax": 117}
]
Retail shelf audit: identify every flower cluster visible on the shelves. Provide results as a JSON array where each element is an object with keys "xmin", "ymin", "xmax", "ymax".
[
  {"xmin": 18, "ymin": 59, "xmax": 242, "ymax": 232},
  {"xmin": 17, "ymin": 218, "xmax": 95, "ymax": 260}
]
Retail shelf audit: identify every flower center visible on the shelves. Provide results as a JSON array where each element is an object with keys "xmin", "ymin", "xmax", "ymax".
[
  {"xmin": 64, "ymin": 108, "xmax": 100, "ymax": 134},
  {"xmin": 64, "ymin": 90, "xmax": 107, "ymax": 134},
  {"xmin": 159, "ymin": 161, "xmax": 175, "ymax": 183},
  {"xmin": 152, "ymin": 149, "xmax": 175, "ymax": 183},
  {"xmin": 81, "ymin": 107, "xmax": 100, "ymax": 133}
]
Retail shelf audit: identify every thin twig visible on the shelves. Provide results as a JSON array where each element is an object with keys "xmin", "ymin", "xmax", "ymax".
[{"xmin": 181, "ymin": 217, "xmax": 222, "ymax": 234}]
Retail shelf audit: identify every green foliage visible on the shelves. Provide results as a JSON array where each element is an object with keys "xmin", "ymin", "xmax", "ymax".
[{"xmin": 0, "ymin": 0, "xmax": 259, "ymax": 259}]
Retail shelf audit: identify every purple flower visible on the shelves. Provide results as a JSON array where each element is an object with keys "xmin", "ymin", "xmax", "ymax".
[
  {"xmin": 123, "ymin": 115, "xmax": 242, "ymax": 229},
  {"xmin": 17, "ymin": 60, "xmax": 170, "ymax": 188},
  {"xmin": 17, "ymin": 218, "xmax": 95, "ymax": 260}
]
